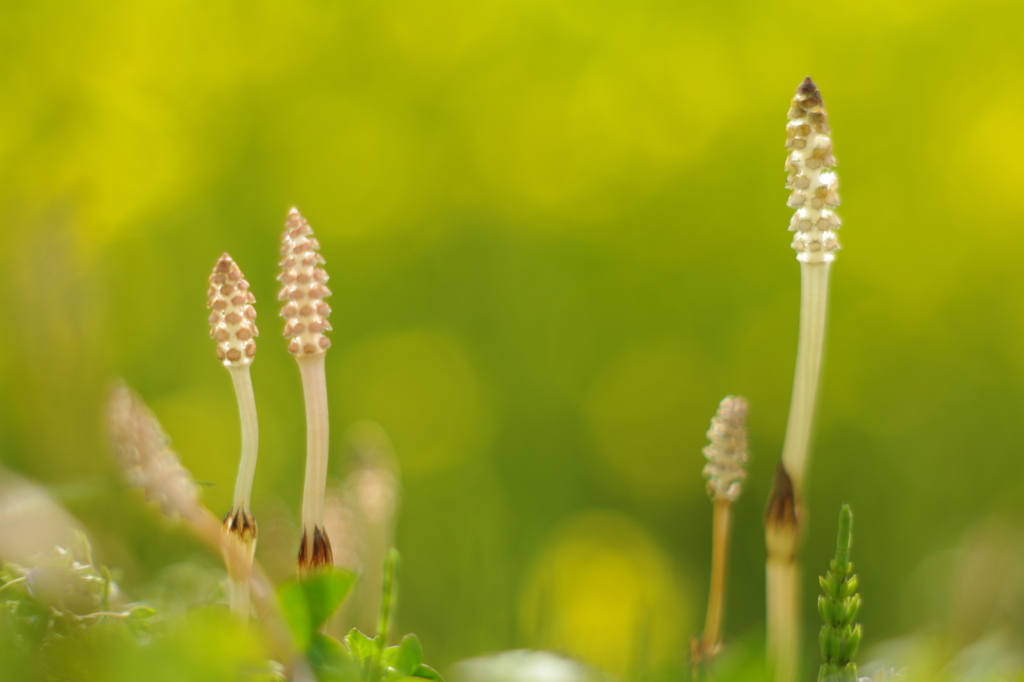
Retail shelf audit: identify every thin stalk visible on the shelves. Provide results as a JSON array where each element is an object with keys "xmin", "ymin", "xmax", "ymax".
[
  {"xmin": 230, "ymin": 365, "xmax": 259, "ymax": 508},
  {"xmin": 780, "ymin": 262, "xmax": 830, "ymax": 494},
  {"xmin": 208, "ymin": 253, "xmax": 260, "ymax": 620},
  {"xmin": 0, "ymin": 576, "xmax": 26, "ymax": 594},
  {"xmin": 279, "ymin": 208, "xmax": 334, "ymax": 576},
  {"xmin": 693, "ymin": 396, "xmax": 748, "ymax": 675},
  {"xmin": 376, "ymin": 548, "xmax": 399, "ymax": 647},
  {"xmin": 767, "ymin": 77, "xmax": 841, "ymax": 682},
  {"xmin": 295, "ymin": 352, "xmax": 333, "ymax": 575},
  {"xmin": 299, "ymin": 353, "xmax": 330, "ymax": 535},
  {"xmin": 766, "ymin": 559, "xmax": 799, "ymax": 682},
  {"xmin": 701, "ymin": 499, "xmax": 732, "ymax": 657},
  {"xmin": 225, "ymin": 364, "xmax": 259, "ymax": 620},
  {"xmin": 767, "ymin": 261, "xmax": 827, "ymax": 679},
  {"xmin": 765, "ymin": 462, "xmax": 800, "ymax": 682},
  {"xmin": 370, "ymin": 548, "xmax": 401, "ymax": 681},
  {"xmin": 226, "ymin": 572, "xmax": 250, "ymax": 621}
]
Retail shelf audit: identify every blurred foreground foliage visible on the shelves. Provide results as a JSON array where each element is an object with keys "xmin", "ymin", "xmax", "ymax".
[{"xmin": 0, "ymin": 538, "xmax": 443, "ymax": 682}]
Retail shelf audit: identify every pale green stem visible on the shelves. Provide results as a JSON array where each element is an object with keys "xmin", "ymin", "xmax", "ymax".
[
  {"xmin": 780, "ymin": 262, "xmax": 830, "ymax": 494},
  {"xmin": 770, "ymin": 260, "xmax": 829, "ymax": 682},
  {"xmin": 0, "ymin": 576, "xmax": 26, "ymax": 594},
  {"xmin": 227, "ymin": 572, "xmax": 251, "ymax": 620},
  {"xmin": 766, "ymin": 558, "xmax": 799, "ymax": 682},
  {"xmin": 298, "ymin": 354, "xmax": 329, "ymax": 531},
  {"xmin": 229, "ymin": 365, "xmax": 259, "ymax": 508}
]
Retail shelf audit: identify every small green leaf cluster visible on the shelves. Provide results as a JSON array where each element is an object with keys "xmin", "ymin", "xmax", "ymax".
[
  {"xmin": 817, "ymin": 505, "xmax": 861, "ymax": 682},
  {"xmin": 278, "ymin": 550, "xmax": 443, "ymax": 682},
  {"xmin": 345, "ymin": 629, "xmax": 443, "ymax": 682},
  {"xmin": 0, "ymin": 534, "xmax": 161, "ymax": 680}
]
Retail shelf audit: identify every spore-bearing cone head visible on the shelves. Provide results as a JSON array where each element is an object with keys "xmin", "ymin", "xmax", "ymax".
[
  {"xmin": 786, "ymin": 77, "xmax": 841, "ymax": 263},
  {"xmin": 702, "ymin": 396, "xmax": 750, "ymax": 502},
  {"xmin": 279, "ymin": 208, "xmax": 332, "ymax": 358},
  {"xmin": 297, "ymin": 525, "xmax": 334, "ymax": 575},
  {"xmin": 207, "ymin": 254, "xmax": 258, "ymax": 367},
  {"xmin": 765, "ymin": 462, "xmax": 801, "ymax": 560}
]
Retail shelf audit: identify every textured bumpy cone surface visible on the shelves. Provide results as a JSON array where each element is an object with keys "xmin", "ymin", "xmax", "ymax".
[
  {"xmin": 786, "ymin": 77, "xmax": 841, "ymax": 262},
  {"xmin": 207, "ymin": 254, "xmax": 258, "ymax": 367},
  {"xmin": 702, "ymin": 396, "xmax": 750, "ymax": 502},
  {"xmin": 279, "ymin": 208, "xmax": 332, "ymax": 357}
]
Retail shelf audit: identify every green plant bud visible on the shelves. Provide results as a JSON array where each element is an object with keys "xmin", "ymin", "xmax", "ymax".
[
  {"xmin": 818, "ymin": 594, "xmax": 833, "ymax": 622},
  {"xmin": 845, "ymin": 594, "xmax": 861, "ymax": 622},
  {"xmin": 841, "ymin": 574, "xmax": 858, "ymax": 597},
  {"xmin": 829, "ymin": 628, "xmax": 842, "ymax": 660},
  {"xmin": 842, "ymin": 624, "xmax": 862, "ymax": 660}
]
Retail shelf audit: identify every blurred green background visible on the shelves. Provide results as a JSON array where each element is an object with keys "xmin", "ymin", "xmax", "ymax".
[{"xmin": 2, "ymin": 0, "xmax": 1024, "ymax": 677}]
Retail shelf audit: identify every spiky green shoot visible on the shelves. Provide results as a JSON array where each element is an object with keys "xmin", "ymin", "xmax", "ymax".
[
  {"xmin": 376, "ymin": 548, "xmax": 400, "ymax": 649},
  {"xmin": 818, "ymin": 504, "xmax": 862, "ymax": 682}
]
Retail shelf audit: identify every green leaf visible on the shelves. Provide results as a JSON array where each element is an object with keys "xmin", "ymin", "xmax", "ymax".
[
  {"xmin": 278, "ymin": 581, "xmax": 312, "ymax": 650},
  {"xmin": 278, "ymin": 569, "xmax": 356, "ymax": 650},
  {"xmin": 308, "ymin": 633, "xmax": 360, "ymax": 682},
  {"xmin": 303, "ymin": 570, "xmax": 356, "ymax": 631},
  {"xmin": 128, "ymin": 605, "xmax": 157, "ymax": 620},
  {"xmin": 383, "ymin": 634, "xmax": 423, "ymax": 676},
  {"xmin": 411, "ymin": 664, "xmax": 444, "ymax": 681},
  {"xmin": 344, "ymin": 628, "xmax": 377, "ymax": 666}
]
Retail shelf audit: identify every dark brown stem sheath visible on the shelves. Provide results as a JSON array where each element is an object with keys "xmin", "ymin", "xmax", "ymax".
[{"xmin": 765, "ymin": 462, "xmax": 801, "ymax": 682}]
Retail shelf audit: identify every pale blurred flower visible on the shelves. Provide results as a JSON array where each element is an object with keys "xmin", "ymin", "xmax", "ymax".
[{"xmin": 701, "ymin": 395, "xmax": 749, "ymax": 502}]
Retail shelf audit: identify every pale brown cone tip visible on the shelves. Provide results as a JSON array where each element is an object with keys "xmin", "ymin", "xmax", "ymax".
[
  {"xmin": 797, "ymin": 76, "xmax": 819, "ymax": 97},
  {"xmin": 278, "ymin": 209, "xmax": 333, "ymax": 358},
  {"xmin": 207, "ymin": 254, "xmax": 258, "ymax": 367}
]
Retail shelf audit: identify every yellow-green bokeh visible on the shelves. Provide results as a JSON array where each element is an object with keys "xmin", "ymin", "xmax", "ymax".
[{"xmin": 3, "ymin": 0, "xmax": 1024, "ymax": 675}]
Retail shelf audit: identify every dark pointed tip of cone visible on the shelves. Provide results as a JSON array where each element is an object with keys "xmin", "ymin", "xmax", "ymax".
[
  {"xmin": 798, "ymin": 76, "xmax": 818, "ymax": 95},
  {"xmin": 765, "ymin": 461, "xmax": 798, "ymax": 528}
]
